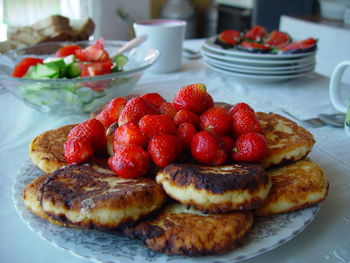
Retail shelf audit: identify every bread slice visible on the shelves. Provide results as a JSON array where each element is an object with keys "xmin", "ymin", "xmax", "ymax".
[
  {"xmin": 7, "ymin": 26, "xmax": 47, "ymax": 45},
  {"xmin": 70, "ymin": 17, "xmax": 95, "ymax": 40}
]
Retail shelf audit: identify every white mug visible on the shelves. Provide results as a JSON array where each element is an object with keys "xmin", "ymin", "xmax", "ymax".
[
  {"xmin": 329, "ymin": 60, "xmax": 350, "ymax": 137},
  {"xmin": 133, "ymin": 19, "xmax": 186, "ymax": 73}
]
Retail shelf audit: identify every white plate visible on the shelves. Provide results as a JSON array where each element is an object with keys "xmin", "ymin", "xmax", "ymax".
[
  {"xmin": 204, "ymin": 59, "xmax": 315, "ymax": 75},
  {"xmin": 204, "ymin": 62, "xmax": 314, "ymax": 82},
  {"xmin": 202, "ymin": 47, "xmax": 316, "ymax": 66},
  {"xmin": 203, "ymin": 55, "xmax": 316, "ymax": 71},
  {"xmin": 203, "ymin": 37, "xmax": 317, "ymax": 60},
  {"xmin": 13, "ymin": 160, "xmax": 320, "ymax": 263}
]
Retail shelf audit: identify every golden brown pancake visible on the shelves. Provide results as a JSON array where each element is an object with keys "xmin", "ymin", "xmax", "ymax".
[
  {"xmin": 156, "ymin": 163, "xmax": 271, "ymax": 213},
  {"xmin": 255, "ymin": 159, "xmax": 329, "ymax": 216},
  {"xmin": 123, "ymin": 202, "xmax": 253, "ymax": 256},
  {"xmin": 29, "ymin": 124, "xmax": 75, "ymax": 173},
  {"xmin": 257, "ymin": 112, "xmax": 315, "ymax": 168},
  {"xmin": 23, "ymin": 163, "xmax": 167, "ymax": 229}
]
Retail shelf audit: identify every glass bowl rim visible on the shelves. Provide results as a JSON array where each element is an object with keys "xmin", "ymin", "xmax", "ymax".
[{"xmin": 0, "ymin": 40, "xmax": 159, "ymax": 83}]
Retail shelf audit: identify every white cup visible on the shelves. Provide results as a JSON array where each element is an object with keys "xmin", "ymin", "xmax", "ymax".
[
  {"xmin": 329, "ymin": 60, "xmax": 350, "ymax": 137},
  {"xmin": 133, "ymin": 19, "xmax": 186, "ymax": 73}
]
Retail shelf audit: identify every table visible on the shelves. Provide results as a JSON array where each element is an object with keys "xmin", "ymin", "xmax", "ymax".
[{"xmin": 1, "ymin": 39, "xmax": 350, "ymax": 263}]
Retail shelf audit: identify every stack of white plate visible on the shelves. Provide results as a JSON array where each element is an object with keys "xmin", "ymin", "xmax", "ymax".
[{"xmin": 201, "ymin": 37, "xmax": 316, "ymax": 82}]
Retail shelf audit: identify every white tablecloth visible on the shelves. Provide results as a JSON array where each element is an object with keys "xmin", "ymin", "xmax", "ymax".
[{"xmin": 1, "ymin": 39, "xmax": 349, "ymax": 263}]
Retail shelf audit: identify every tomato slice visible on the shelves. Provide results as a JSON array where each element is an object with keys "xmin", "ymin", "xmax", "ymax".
[
  {"xmin": 218, "ymin": 30, "xmax": 241, "ymax": 46},
  {"xmin": 239, "ymin": 41, "xmax": 271, "ymax": 53},
  {"xmin": 55, "ymin": 45, "xmax": 82, "ymax": 57},
  {"xmin": 75, "ymin": 38, "xmax": 110, "ymax": 62},
  {"xmin": 280, "ymin": 38, "xmax": 317, "ymax": 53},
  {"xmin": 80, "ymin": 60, "xmax": 113, "ymax": 77},
  {"xmin": 244, "ymin": 25, "xmax": 267, "ymax": 42},
  {"xmin": 11, "ymin": 57, "xmax": 44, "ymax": 77},
  {"xmin": 265, "ymin": 30, "xmax": 291, "ymax": 47}
]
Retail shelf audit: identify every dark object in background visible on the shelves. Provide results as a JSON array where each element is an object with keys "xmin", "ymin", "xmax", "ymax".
[{"xmin": 217, "ymin": 0, "xmax": 317, "ymax": 33}]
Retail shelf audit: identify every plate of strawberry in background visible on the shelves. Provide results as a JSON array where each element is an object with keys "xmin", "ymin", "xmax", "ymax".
[
  {"xmin": 201, "ymin": 25, "xmax": 317, "ymax": 81},
  {"xmin": 64, "ymin": 83, "xmax": 268, "ymax": 178}
]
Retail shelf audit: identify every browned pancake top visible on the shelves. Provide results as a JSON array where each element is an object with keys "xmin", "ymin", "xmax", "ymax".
[
  {"xmin": 123, "ymin": 203, "xmax": 253, "ymax": 256},
  {"xmin": 32, "ymin": 124, "xmax": 75, "ymax": 164},
  {"xmin": 36, "ymin": 164, "xmax": 166, "ymax": 228},
  {"xmin": 161, "ymin": 163, "xmax": 269, "ymax": 194},
  {"xmin": 257, "ymin": 112, "xmax": 315, "ymax": 153}
]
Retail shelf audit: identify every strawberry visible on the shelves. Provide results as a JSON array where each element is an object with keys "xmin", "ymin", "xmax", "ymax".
[
  {"xmin": 68, "ymin": 118, "xmax": 107, "ymax": 150},
  {"xmin": 64, "ymin": 137, "xmax": 94, "ymax": 164},
  {"xmin": 108, "ymin": 145, "xmax": 150, "ymax": 178},
  {"xmin": 232, "ymin": 110, "xmax": 263, "ymax": 137},
  {"xmin": 228, "ymin": 102, "xmax": 254, "ymax": 116},
  {"xmin": 173, "ymin": 83, "xmax": 214, "ymax": 114},
  {"xmin": 118, "ymin": 97, "xmax": 159, "ymax": 126},
  {"xmin": 191, "ymin": 131, "xmax": 227, "ymax": 165},
  {"xmin": 221, "ymin": 135, "xmax": 235, "ymax": 153},
  {"xmin": 139, "ymin": 115, "xmax": 177, "ymax": 137},
  {"xmin": 199, "ymin": 107, "xmax": 232, "ymax": 136},
  {"xmin": 232, "ymin": 132, "xmax": 268, "ymax": 163},
  {"xmin": 176, "ymin": 122, "xmax": 197, "ymax": 150},
  {"xmin": 113, "ymin": 122, "xmax": 148, "ymax": 151},
  {"xmin": 96, "ymin": 97, "xmax": 127, "ymax": 128},
  {"xmin": 140, "ymin": 93, "xmax": 166, "ymax": 108},
  {"xmin": 148, "ymin": 134, "xmax": 182, "ymax": 167},
  {"xmin": 174, "ymin": 109, "xmax": 199, "ymax": 127},
  {"xmin": 159, "ymin": 101, "xmax": 177, "ymax": 119}
]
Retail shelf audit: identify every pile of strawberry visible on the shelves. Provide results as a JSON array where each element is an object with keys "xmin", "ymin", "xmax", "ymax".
[{"xmin": 64, "ymin": 83, "xmax": 268, "ymax": 179}]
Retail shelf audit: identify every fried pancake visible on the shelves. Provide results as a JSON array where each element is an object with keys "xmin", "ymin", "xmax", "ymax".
[
  {"xmin": 156, "ymin": 163, "xmax": 271, "ymax": 213},
  {"xmin": 29, "ymin": 124, "xmax": 75, "ymax": 173},
  {"xmin": 255, "ymin": 159, "xmax": 329, "ymax": 216},
  {"xmin": 23, "ymin": 164, "xmax": 167, "ymax": 229},
  {"xmin": 123, "ymin": 202, "xmax": 253, "ymax": 256},
  {"xmin": 257, "ymin": 112, "xmax": 315, "ymax": 168}
]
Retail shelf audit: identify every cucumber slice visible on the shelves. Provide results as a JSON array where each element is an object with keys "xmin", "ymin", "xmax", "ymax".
[
  {"xmin": 112, "ymin": 54, "xmax": 128, "ymax": 72},
  {"xmin": 63, "ymin": 54, "xmax": 76, "ymax": 65},
  {"xmin": 66, "ymin": 62, "xmax": 81, "ymax": 78},
  {"xmin": 25, "ymin": 63, "xmax": 59, "ymax": 79}
]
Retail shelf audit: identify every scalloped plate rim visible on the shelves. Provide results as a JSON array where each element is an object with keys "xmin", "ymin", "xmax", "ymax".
[{"xmin": 12, "ymin": 160, "xmax": 320, "ymax": 263}]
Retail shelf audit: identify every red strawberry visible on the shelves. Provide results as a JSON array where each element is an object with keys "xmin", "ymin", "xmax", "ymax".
[
  {"xmin": 113, "ymin": 122, "xmax": 148, "ymax": 151},
  {"xmin": 232, "ymin": 132, "xmax": 268, "ymax": 163},
  {"xmin": 148, "ymin": 134, "xmax": 182, "ymax": 167},
  {"xmin": 200, "ymin": 107, "xmax": 232, "ymax": 136},
  {"xmin": 118, "ymin": 97, "xmax": 159, "ymax": 126},
  {"xmin": 191, "ymin": 131, "xmax": 227, "ymax": 165},
  {"xmin": 64, "ymin": 137, "xmax": 94, "ymax": 164},
  {"xmin": 139, "ymin": 115, "xmax": 177, "ymax": 137},
  {"xmin": 108, "ymin": 145, "xmax": 150, "ymax": 178},
  {"xmin": 228, "ymin": 102, "xmax": 254, "ymax": 116},
  {"xmin": 68, "ymin": 118, "xmax": 107, "ymax": 150},
  {"xmin": 174, "ymin": 109, "xmax": 199, "ymax": 127},
  {"xmin": 173, "ymin": 83, "xmax": 214, "ymax": 114},
  {"xmin": 232, "ymin": 110, "xmax": 263, "ymax": 137},
  {"xmin": 159, "ymin": 101, "xmax": 177, "ymax": 119},
  {"xmin": 221, "ymin": 135, "xmax": 235, "ymax": 153},
  {"xmin": 140, "ymin": 93, "xmax": 165, "ymax": 108},
  {"xmin": 176, "ymin": 122, "xmax": 197, "ymax": 150},
  {"xmin": 96, "ymin": 97, "xmax": 127, "ymax": 128}
]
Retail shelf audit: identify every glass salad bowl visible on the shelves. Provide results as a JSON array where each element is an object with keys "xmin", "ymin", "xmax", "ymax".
[{"xmin": 0, "ymin": 40, "xmax": 159, "ymax": 115}]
